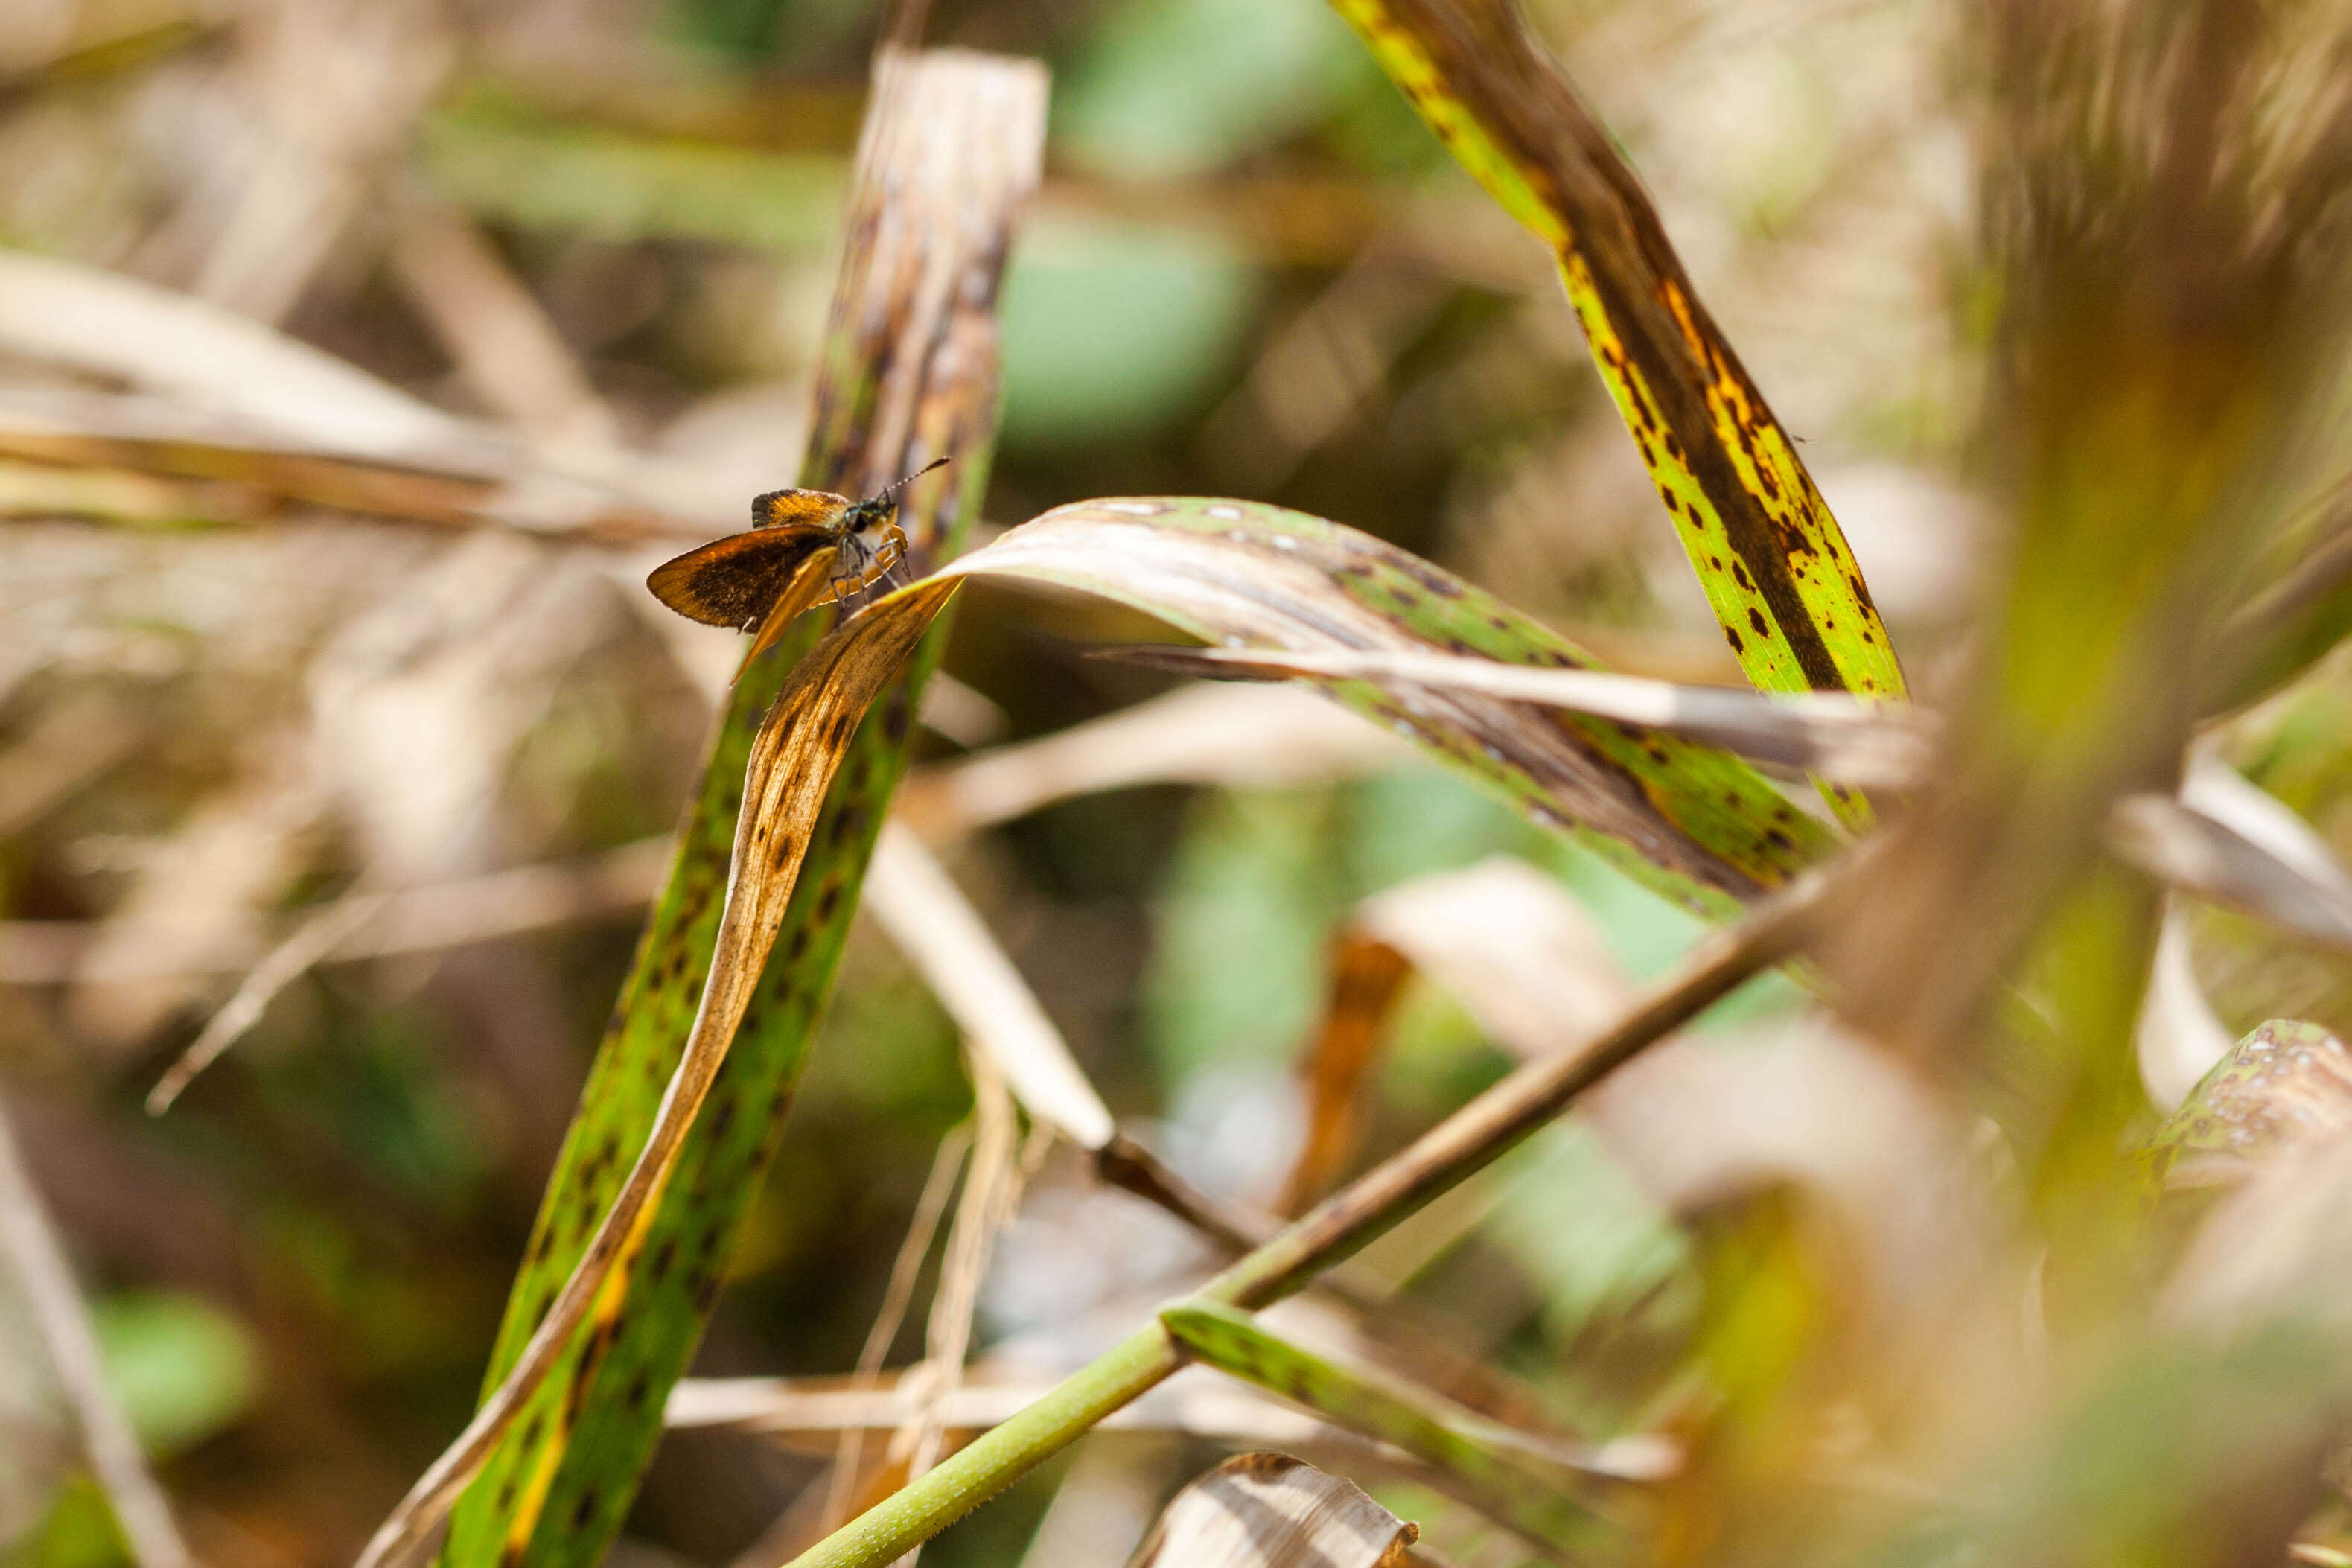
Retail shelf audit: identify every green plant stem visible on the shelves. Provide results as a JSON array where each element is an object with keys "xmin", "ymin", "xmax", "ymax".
[
  {"xmin": 1160, "ymin": 1301, "xmax": 1616, "ymax": 1553},
  {"xmin": 784, "ymin": 852, "xmax": 1849, "ymax": 1568},
  {"xmin": 791, "ymin": 1325, "xmax": 1177, "ymax": 1568}
]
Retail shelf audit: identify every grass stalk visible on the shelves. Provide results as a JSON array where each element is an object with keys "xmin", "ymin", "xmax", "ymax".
[{"xmin": 783, "ymin": 852, "xmax": 1849, "ymax": 1568}]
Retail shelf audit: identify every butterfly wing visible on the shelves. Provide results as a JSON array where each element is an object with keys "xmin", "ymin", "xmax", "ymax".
[
  {"xmin": 753, "ymin": 488, "xmax": 852, "ymax": 530},
  {"xmin": 647, "ymin": 529, "xmax": 840, "ymax": 631}
]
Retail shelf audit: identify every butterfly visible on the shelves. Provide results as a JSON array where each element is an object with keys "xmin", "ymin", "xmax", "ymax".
[{"xmin": 646, "ymin": 457, "xmax": 949, "ymax": 663}]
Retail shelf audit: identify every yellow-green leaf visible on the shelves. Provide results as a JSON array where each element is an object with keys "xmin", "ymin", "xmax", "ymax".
[{"xmin": 1325, "ymin": 0, "xmax": 1908, "ymax": 799}]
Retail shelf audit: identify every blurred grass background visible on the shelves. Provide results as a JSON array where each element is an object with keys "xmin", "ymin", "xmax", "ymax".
[{"xmin": 1, "ymin": 1, "xmax": 2347, "ymax": 1566}]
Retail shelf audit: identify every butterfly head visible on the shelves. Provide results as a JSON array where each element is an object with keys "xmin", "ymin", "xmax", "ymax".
[
  {"xmin": 845, "ymin": 456, "xmax": 949, "ymax": 552},
  {"xmin": 843, "ymin": 494, "xmax": 897, "ymax": 538}
]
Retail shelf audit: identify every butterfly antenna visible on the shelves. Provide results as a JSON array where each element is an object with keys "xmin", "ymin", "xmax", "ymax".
[{"xmin": 878, "ymin": 455, "xmax": 951, "ymax": 500}]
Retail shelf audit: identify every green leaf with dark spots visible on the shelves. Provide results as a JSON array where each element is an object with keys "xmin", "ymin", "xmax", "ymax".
[
  {"xmin": 1324, "ymin": 0, "xmax": 1907, "ymax": 825},
  {"xmin": 436, "ymin": 51, "xmax": 1042, "ymax": 1568},
  {"xmin": 1160, "ymin": 1298, "xmax": 1622, "ymax": 1555}
]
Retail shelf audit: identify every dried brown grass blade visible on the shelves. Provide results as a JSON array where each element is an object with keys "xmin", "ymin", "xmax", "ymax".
[
  {"xmin": 0, "ymin": 249, "xmax": 467, "ymax": 456},
  {"xmin": 0, "ymin": 1097, "xmax": 193, "ymax": 1568},
  {"xmin": 146, "ymin": 887, "xmax": 392, "ymax": 1113},
  {"xmin": 2108, "ymin": 793, "xmax": 2352, "ymax": 951},
  {"xmin": 823, "ymin": 1124, "xmax": 972, "ymax": 1533},
  {"xmin": 896, "ymin": 1044, "xmax": 1029, "ymax": 1502},
  {"xmin": 1115, "ymin": 646, "xmax": 1934, "ymax": 787},
  {"xmin": 1278, "ymin": 934, "xmax": 1413, "ymax": 1216},
  {"xmin": 0, "ymin": 421, "xmax": 695, "ymax": 544},
  {"xmin": 866, "ymin": 823, "xmax": 1117, "ymax": 1149},
  {"xmin": 895, "ymin": 683, "xmax": 1409, "ymax": 843},
  {"xmin": 1, "ymin": 838, "xmax": 667, "ymax": 987}
]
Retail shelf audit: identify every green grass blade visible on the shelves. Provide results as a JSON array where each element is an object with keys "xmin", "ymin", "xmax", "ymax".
[
  {"xmin": 1324, "ymin": 0, "xmax": 1907, "ymax": 736},
  {"xmin": 437, "ymin": 50, "xmax": 1044, "ymax": 1568},
  {"xmin": 2149, "ymin": 1019, "xmax": 2352, "ymax": 1177},
  {"xmin": 965, "ymin": 496, "xmax": 1835, "ymax": 915},
  {"xmin": 1160, "ymin": 1299, "xmax": 1621, "ymax": 1556}
]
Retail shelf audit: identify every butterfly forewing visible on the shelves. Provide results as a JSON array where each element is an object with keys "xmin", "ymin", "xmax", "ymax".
[
  {"xmin": 647, "ymin": 529, "xmax": 842, "ymax": 631},
  {"xmin": 647, "ymin": 469, "xmax": 934, "ymax": 640},
  {"xmin": 753, "ymin": 488, "xmax": 853, "ymax": 529}
]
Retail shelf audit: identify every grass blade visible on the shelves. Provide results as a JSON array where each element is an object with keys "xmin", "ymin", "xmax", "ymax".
[
  {"xmin": 2152, "ymin": 1019, "xmax": 2352, "ymax": 1184},
  {"xmin": 866, "ymin": 823, "xmax": 1115, "ymax": 1151},
  {"xmin": 2106, "ymin": 794, "xmax": 2352, "ymax": 951},
  {"xmin": 954, "ymin": 497, "xmax": 1835, "ymax": 914},
  {"xmin": 1161, "ymin": 1299, "xmax": 1619, "ymax": 1555},
  {"xmin": 1323, "ymin": 0, "xmax": 1907, "ymax": 799},
  {"xmin": 427, "ymin": 49, "xmax": 1045, "ymax": 1568},
  {"xmin": 1119, "ymin": 645, "xmax": 1933, "ymax": 786}
]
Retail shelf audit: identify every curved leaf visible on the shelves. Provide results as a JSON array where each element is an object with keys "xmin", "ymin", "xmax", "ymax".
[
  {"xmin": 1119, "ymin": 644, "xmax": 1931, "ymax": 785},
  {"xmin": 1324, "ymin": 0, "xmax": 1907, "ymax": 809},
  {"xmin": 1161, "ymin": 1300, "xmax": 1621, "ymax": 1555},
  {"xmin": 957, "ymin": 497, "xmax": 1835, "ymax": 915},
  {"xmin": 2152, "ymin": 1019, "xmax": 2352, "ymax": 1187}
]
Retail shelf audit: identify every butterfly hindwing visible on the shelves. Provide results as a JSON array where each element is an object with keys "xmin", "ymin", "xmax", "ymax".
[
  {"xmin": 753, "ymin": 488, "xmax": 853, "ymax": 529},
  {"xmin": 646, "ymin": 530, "xmax": 841, "ymax": 630}
]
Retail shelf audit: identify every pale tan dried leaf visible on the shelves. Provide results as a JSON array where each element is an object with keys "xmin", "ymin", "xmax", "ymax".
[
  {"xmin": 2135, "ymin": 905, "xmax": 2234, "ymax": 1115},
  {"xmin": 1125, "ymin": 1452, "xmax": 1417, "ymax": 1568},
  {"xmin": 0, "ymin": 1098, "xmax": 191, "ymax": 1568},
  {"xmin": 1128, "ymin": 646, "xmax": 1934, "ymax": 786},
  {"xmin": 1352, "ymin": 857, "xmax": 1634, "ymax": 1062},
  {"xmin": 0, "ymin": 249, "xmax": 465, "ymax": 456},
  {"xmin": 896, "ymin": 683, "xmax": 1410, "ymax": 842},
  {"xmin": 384, "ymin": 201, "xmax": 619, "ymax": 450},
  {"xmin": 1325, "ymin": 859, "xmax": 1989, "ymax": 1330},
  {"xmin": 0, "ymin": 838, "xmax": 669, "ymax": 986},
  {"xmin": 867, "ymin": 823, "xmax": 1118, "ymax": 1149},
  {"xmin": 669, "ymin": 1363, "xmax": 1674, "ymax": 1482},
  {"xmin": 2164, "ymin": 1129, "xmax": 2352, "ymax": 1336},
  {"xmin": 2109, "ymin": 791, "xmax": 2352, "ymax": 949},
  {"xmin": 1590, "ymin": 1021, "xmax": 1988, "ymax": 1327},
  {"xmin": 2181, "ymin": 758, "xmax": 2352, "ymax": 894}
]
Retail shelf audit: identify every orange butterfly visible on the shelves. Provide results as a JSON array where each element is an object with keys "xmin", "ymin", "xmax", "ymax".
[{"xmin": 646, "ymin": 456, "xmax": 950, "ymax": 640}]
